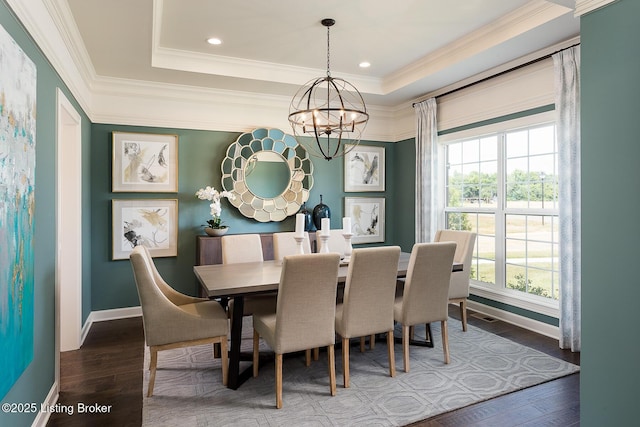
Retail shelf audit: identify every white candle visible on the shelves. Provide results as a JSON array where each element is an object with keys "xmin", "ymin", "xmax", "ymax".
[
  {"xmin": 321, "ymin": 218, "xmax": 330, "ymax": 236},
  {"xmin": 342, "ymin": 217, "xmax": 351, "ymax": 234},
  {"xmin": 295, "ymin": 213, "xmax": 305, "ymax": 238}
]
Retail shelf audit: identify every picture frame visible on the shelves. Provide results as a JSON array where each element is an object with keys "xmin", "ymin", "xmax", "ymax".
[
  {"xmin": 112, "ymin": 132, "xmax": 178, "ymax": 192},
  {"xmin": 344, "ymin": 144, "xmax": 385, "ymax": 192},
  {"xmin": 112, "ymin": 199, "xmax": 178, "ymax": 260},
  {"xmin": 344, "ymin": 197, "xmax": 385, "ymax": 244}
]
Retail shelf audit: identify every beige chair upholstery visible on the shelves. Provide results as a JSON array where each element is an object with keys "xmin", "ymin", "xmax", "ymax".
[
  {"xmin": 272, "ymin": 231, "xmax": 312, "ymax": 260},
  {"xmin": 221, "ymin": 234, "xmax": 277, "ymax": 316},
  {"xmin": 394, "ymin": 242, "xmax": 457, "ymax": 372},
  {"xmin": 317, "ymin": 229, "xmax": 346, "ymax": 255},
  {"xmin": 252, "ymin": 253, "xmax": 341, "ymax": 408},
  {"xmin": 221, "ymin": 233, "xmax": 264, "ymax": 264},
  {"xmin": 434, "ymin": 230, "xmax": 477, "ymax": 331},
  {"xmin": 129, "ymin": 245, "xmax": 229, "ymax": 396},
  {"xmin": 335, "ymin": 246, "xmax": 401, "ymax": 387}
]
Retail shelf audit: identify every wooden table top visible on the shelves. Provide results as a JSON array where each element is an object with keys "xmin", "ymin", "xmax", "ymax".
[{"xmin": 194, "ymin": 252, "xmax": 462, "ymax": 298}]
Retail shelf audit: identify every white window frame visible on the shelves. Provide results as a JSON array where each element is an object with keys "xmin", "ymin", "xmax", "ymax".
[{"xmin": 439, "ymin": 111, "xmax": 559, "ymax": 318}]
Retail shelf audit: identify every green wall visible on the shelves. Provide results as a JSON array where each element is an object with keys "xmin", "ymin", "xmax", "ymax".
[
  {"xmin": 581, "ymin": 0, "xmax": 640, "ymax": 424},
  {"xmin": 90, "ymin": 124, "xmax": 395, "ymax": 309},
  {"xmin": 394, "ymin": 138, "xmax": 418, "ymax": 252},
  {"xmin": 0, "ymin": 1, "xmax": 92, "ymax": 425}
]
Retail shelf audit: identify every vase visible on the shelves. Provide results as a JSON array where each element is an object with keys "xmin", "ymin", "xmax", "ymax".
[
  {"xmin": 205, "ymin": 227, "xmax": 229, "ymax": 237},
  {"xmin": 312, "ymin": 195, "xmax": 330, "ymax": 231}
]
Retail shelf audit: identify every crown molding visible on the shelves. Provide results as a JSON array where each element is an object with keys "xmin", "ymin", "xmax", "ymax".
[
  {"xmin": 90, "ymin": 76, "xmax": 400, "ymax": 142},
  {"xmin": 150, "ymin": 46, "xmax": 384, "ymax": 95},
  {"xmin": 574, "ymin": 0, "xmax": 618, "ymax": 16},
  {"xmin": 7, "ymin": 0, "xmax": 94, "ymax": 116},
  {"xmin": 151, "ymin": 0, "xmax": 382, "ymax": 94},
  {"xmin": 383, "ymin": 0, "xmax": 572, "ymax": 94}
]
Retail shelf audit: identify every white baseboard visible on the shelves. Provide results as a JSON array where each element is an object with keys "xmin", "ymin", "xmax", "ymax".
[
  {"xmin": 466, "ymin": 300, "xmax": 559, "ymax": 340},
  {"xmin": 80, "ymin": 306, "xmax": 142, "ymax": 346},
  {"xmin": 31, "ymin": 382, "xmax": 58, "ymax": 427}
]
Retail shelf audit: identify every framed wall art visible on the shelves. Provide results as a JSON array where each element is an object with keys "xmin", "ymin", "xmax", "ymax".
[
  {"xmin": 112, "ymin": 199, "xmax": 178, "ymax": 260},
  {"xmin": 344, "ymin": 197, "xmax": 385, "ymax": 244},
  {"xmin": 344, "ymin": 144, "xmax": 385, "ymax": 192},
  {"xmin": 112, "ymin": 132, "xmax": 178, "ymax": 192}
]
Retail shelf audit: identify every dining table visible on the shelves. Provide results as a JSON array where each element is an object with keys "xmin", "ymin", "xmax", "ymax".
[{"xmin": 194, "ymin": 252, "xmax": 463, "ymax": 390}]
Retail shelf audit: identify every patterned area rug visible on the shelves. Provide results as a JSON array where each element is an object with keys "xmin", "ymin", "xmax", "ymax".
[{"xmin": 142, "ymin": 318, "xmax": 579, "ymax": 426}]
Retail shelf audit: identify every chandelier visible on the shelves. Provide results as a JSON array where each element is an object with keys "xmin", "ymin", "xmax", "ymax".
[{"xmin": 288, "ymin": 18, "xmax": 369, "ymax": 161}]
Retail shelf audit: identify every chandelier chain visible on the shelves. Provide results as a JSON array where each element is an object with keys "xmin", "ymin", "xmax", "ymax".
[{"xmin": 326, "ymin": 25, "xmax": 331, "ymax": 77}]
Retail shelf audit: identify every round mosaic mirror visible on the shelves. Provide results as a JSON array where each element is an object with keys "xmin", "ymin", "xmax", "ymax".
[{"xmin": 221, "ymin": 128, "xmax": 314, "ymax": 222}]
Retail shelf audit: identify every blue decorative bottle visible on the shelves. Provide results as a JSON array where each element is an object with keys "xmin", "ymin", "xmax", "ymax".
[{"xmin": 312, "ymin": 195, "xmax": 331, "ymax": 231}]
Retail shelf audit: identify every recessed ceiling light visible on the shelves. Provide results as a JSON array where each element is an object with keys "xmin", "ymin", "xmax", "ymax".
[
  {"xmin": 359, "ymin": 62, "xmax": 371, "ymax": 68},
  {"xmin": 207, "ymin": 38, "xmax": 222, "ymax": 45}
]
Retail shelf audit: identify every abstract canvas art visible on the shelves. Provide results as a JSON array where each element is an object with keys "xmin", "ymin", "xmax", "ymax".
[
  {"xmin": 344, "ymin": 197, "xmax": 385, "ymax": 244},
  {"xmin": 344, "ymin": 144, "xmax": 385, "ymax": 192},
  {"xmin": 112, "ymin": 199, "xmax": 178, "ymax": 260},
  {"xmin": 112, "ymin": 132, "xmax": 178, "ymax": 192},
  {"xmin": 0, "ymin": 24, "xmax": 36, "ymax": 399}
]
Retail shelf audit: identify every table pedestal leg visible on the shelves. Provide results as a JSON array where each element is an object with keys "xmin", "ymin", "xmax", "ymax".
[
  {"xmin": 227, "ymin": 296, "xmax": 244, "ymax": 390},
  {"xmin": 392, "ymin": 323, "xmax": 434, "ymax": 348}
]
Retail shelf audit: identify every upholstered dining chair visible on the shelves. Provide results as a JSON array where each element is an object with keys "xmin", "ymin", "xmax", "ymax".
[
  {"xmin": 221, "ymin": 233, "xmax": 264, "ymax": 264},
  {"xmin": 272, "ymin": 231, "xmax": 312, "ymax": 260},
  {"xmin": 394, "ymin": 242, "xmax": 457, "ymax": 372},
  {"xmin": 129, "ymin": 245, "xmax": 229, "ymax": 396},
  {"xmin": 335, "ymin": 246, "xmax": 401, "ymax": 387},
  {"xmin": 221, "ymin": 234, "xmax": 277, "ymax": 316},
  {"xmin": 434, "ymin": 229, "xmax": 477, "ymax": 332},
  {"xmin": 252, "ymin": 252, "xmax": 341, "ymax": 409}
]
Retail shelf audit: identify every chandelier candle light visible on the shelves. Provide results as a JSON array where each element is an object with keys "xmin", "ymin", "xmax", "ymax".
[{"xmin": 288, "ymin": 18, "xmax": 369, "ymax": 161}]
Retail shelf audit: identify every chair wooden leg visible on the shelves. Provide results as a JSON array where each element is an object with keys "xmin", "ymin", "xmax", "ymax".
[
  {"xmin": 220, "ymin": 336, "xmax": 229, "ymax": 386},
  {"xmin": 441, "ymin": 320, "xmax": 450, "ymax": 364},
  {"xmin": 402, "ymin": 325, "xmax": 410, "ymax": 372},
  {"xmin": 360, "ymin": 336, "xmax": 365, "ymax": 352},
  {"xmin": 305, "ymin": 349, "xmax": 311, "ymax": 367},
  {"xmin": 460, "ymin": 299, "xmax": 468, "ymax": 332},
  {"xmin": 147, "ymin": 347, "xmax": 158, "ymax": 397},
  {"xmin": 342, "ymin": 337, "xmax": 350, "ymax": 388},
  {"xmin": 387, "ymin": 330, "xmax": 396, "ymax": 378},
  {"xmin": 253, "ymin": 330, "xmax": 260, "ymax": 378},
  {"xmin": 275, "ymin": 354, "xmax": 283, "ymax": 409},
  {"xmin": 328, "ymin": 344, "xmax": 336, "ymax": 396},
  {"xmin": 313, "ymin": 347, "xmax": 319, "ymax": 361},
  {"xmin": 409, "ymin": 325, "xmax": 415, "ymax": 341},
  {"xmin": 370, "ymin": 334, "xmax": 376, "ymax": 350}
]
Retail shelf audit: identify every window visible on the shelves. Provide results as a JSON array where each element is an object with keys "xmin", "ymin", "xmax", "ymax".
[{"xmin": 443, "ymin": 117, "xmax": 559, "ymax": 306}]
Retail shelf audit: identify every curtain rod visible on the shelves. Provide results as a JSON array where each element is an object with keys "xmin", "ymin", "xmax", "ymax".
[{"xmin": 412, "ymin": 43, "xmax": 580, "ymax": 107}]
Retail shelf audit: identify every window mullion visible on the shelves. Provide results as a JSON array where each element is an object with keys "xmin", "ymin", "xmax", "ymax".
[{"xmin": 495, "ymin": 132, "xmax": 506, "ymax": 290}]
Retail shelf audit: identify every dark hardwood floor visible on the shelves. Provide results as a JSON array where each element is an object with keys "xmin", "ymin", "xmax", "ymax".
[
  {"xmin": 47, "ymin": 317, "xmax": 144, "ymax": 427},
  {"xmin": 47, "ymin": 307, "xmax": 579, "ymax": 426}
]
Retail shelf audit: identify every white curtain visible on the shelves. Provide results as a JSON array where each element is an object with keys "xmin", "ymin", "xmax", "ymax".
[
  {"xmin": 414, "ymin": 98, "xmax": 440, "ymax": 243},
  {"xmin": 554, "ymin": 46, "xmax": 581, "ymax": 352}
]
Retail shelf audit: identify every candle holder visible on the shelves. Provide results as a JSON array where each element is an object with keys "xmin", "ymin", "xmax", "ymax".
[
  {"xmin": 294, "ymin": 235, "xmax": 305, "ymax": 255},
  {"xmin": 342, "ymin": 232, "xmax": 354, "ymax": 263},
  {"xmin": 318, "ymin": 232, "xmax": 331, "ymax": 254}
]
